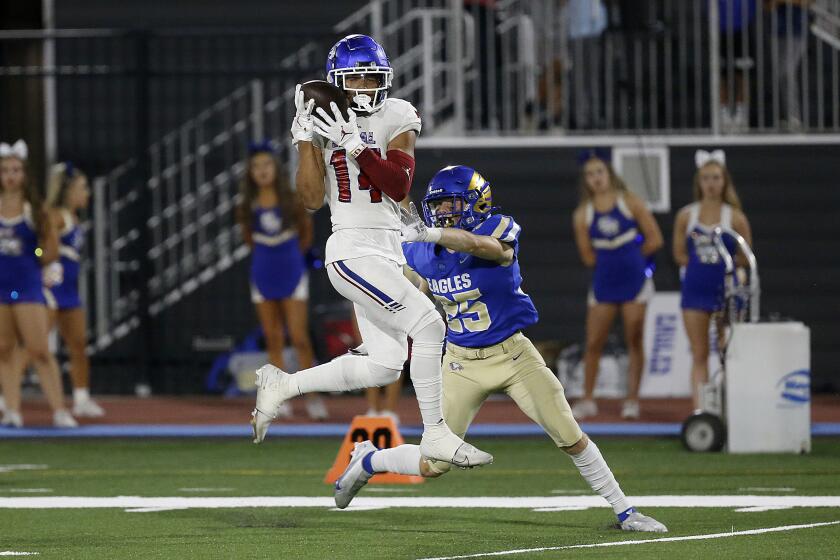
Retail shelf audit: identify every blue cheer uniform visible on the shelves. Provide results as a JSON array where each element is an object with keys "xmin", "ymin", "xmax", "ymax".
[
  {"xmin": 681, "ymin": 202, "xmax": 737, "ymax": 312},
  {"xmin": 249, "ymin": 206, "xmax": 306, "ymax": 303},
  {"xmin": 403, "ymin": 214, "xmax": 538, "ymax": 348},
  {"xmin": 49, "ymin": 209, "xmax": 84, "ymax": 310},
  {"xmin": 0, "ymin": 203, "xmax": 47, "ymax": 305},
  {"xmin": 586, "ymin": 194, "xmax": 652, "ymax": 305}
]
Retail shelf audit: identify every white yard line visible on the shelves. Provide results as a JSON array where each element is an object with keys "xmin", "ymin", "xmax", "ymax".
[
  {"xmin": 0, "ymin": 465, "xmax": 48, "ymax": 474},
  {"xmin": 0, "ymin": 553, "xmax": 39, "ymax": 557},
  {"xmin": 417, "ymin": 521, "xmax": 840, "ymax": 560},
  {"xmin": 0, "ymin": 495, "xmax": 839, "ymax": 512}
]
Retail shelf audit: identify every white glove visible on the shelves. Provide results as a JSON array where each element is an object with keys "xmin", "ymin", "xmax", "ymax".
[
  {"xmin": 290, "ymin": 84, "xmax": 315, "ymax": 146},
  {"xmin": 312, "ymin": 102, "xmax": 367, "ymax": 158},
  {"xmin": 43, "ymin": 261, "xmax": 64, "ymax": 288},
  {"xmin": 400, "ymin": 202, "xmax": 442, "ymax": 243}
]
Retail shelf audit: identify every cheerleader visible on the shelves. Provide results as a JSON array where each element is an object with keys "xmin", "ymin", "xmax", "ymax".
[
  {"xmin": 236, "ymin": 141, "xmax": 327, "ymax": 420},
  {"xmin": 673, "ymin": 149, "xmax": 752, "ymax": 409},
  {"xmin": 0, "ymin": 140, "xmax": 77, "ymax": 427},
  {"xmin": 42, "ymin": 162, "xmax": 104, "ymax": 417},
  {"xmin": 571, "ymin": 149, "xmax": 664, "ymax": 420}
]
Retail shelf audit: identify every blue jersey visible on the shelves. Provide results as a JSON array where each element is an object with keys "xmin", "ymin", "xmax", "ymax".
[
  {"xmin": 403, "ymin": 214, "xmax": 538, "ymax": 348},
  {"xmin": 681, "ymin": 202, "xmax": 737, "ymax": 312},
  {"xmin": 249, "ymin": 206, "xmax": 305, "ymax": 301},
  {"xmin": 0, "ymin": 203, "xmax": 46, "ymax": 305},
  {"xmin": 587, "ymin": 195, "xmax": 647, "ymax": 303},
  {"xmin": 50, "ymin": 209, "xmax": 84, "ymax": 309}
]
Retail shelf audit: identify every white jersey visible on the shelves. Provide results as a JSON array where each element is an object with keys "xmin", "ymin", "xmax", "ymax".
[{"xmin": 314, "ymin": 97, "xmax": 421, "ymax": 264}]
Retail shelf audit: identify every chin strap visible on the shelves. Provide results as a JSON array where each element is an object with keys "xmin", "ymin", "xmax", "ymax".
[{"xmin": 352, "ymin": 93, "xmax": 374, "ymax": 112}]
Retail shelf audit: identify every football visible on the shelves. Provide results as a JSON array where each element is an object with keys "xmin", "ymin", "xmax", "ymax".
[{"xmin": 301, "ymin": 79, "xmax": 350, "ymax": 120}]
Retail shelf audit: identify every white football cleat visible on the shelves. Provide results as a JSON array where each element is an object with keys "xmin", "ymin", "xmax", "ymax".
[
  {"xmin": 334, "ymin": 440, "xmax": 376, "ymax": 509},
  {"xmin": 53, "ymin": 410, "xmax": 78, "ymax": 428},
  {"xmin": 620, "ymin": 511, "xmax": 668, "ymax": 533},
  {"xmin": 73, "ymin": 398, "xmax": 105, "ymax": 418},
  {"xmin": 420, "ymin": 421, "xmax": 493, "ymax": 468},
  {"xmin": 572, "ymin": 399, "xmax": 598, "ymax": 420},
  {"xmin": 620, "ymin": 400, "xmax": 640, "ymax": 420},
  {"xmin": 305, "ymin": 395, "xmax": 329, "ymax": 421},
  {"xmin": 250, "ymin": 364, "xmax": 299, "ymax": 443},
  {"xmin": 1, "ymin": 410, "xmax": 23, "ymax": 428}
]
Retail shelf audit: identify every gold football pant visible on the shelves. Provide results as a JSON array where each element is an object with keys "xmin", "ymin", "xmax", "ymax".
[{"xmin": 428, "ymin": 332, "xmax": 583, "ymax": 475}]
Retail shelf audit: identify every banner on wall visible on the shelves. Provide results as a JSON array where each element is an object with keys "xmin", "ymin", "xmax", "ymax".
[{"xmin": 639, "ymin": 292, "xmax": 719, "ymax": 398}]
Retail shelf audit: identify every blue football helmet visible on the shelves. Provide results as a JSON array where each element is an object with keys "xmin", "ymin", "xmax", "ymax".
[
  {"xmin": 326, "ymin": 34, "xmax": 393, "ymax": 113},
  {"xmin": 422, "ymin": 165, "xmax": 494, "ymax": 230}
]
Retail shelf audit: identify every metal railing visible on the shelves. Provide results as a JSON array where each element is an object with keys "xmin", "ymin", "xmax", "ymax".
[
  {"xmin": 77, "ymin": 34, "xmax": 326, "ymax": 350},
  {"xmin": 335, "ymin": 0, "xmax": 840, "ymax": 135},
  {"xmin": 90, "ymin": 81, "xmax": 262, "ymax": 349}
]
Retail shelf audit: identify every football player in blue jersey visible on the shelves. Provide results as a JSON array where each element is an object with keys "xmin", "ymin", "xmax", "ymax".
[{"xmin": 332, "ymin": 165, "xmax": 667, "ymax": 533}]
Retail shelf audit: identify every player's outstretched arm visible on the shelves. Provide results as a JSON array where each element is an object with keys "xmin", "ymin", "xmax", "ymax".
[
  {"xmin": 439, "ymin": 228, "xmax": 514, "ymax": 265},
  {"xmin": 400, "ymin": 203, "xmax": 513, "ymax": 265}
]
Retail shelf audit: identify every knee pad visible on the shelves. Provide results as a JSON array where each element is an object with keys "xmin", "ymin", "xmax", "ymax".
[
  {"xmin": 408, "ymin": 312, "xmax": 445, "ymax": 349},
  {"xmin": 366, "ymin": 360, "xmax": 401, "ymax": 387}
]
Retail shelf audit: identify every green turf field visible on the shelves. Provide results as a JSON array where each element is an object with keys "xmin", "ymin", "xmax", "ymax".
[{"xmin": 2, "ymin": 437, "xmax": 840, "ymax": 559}]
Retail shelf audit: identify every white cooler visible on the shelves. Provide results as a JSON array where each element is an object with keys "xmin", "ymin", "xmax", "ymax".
[{"xmin": 724, "ymin": 322, "xmax": 811, "ymax": 454}]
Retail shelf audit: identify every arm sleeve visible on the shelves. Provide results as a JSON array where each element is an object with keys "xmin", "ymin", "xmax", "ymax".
[{"xmin": 355, "ymin": 148, "xmax": 415, "ymax": 202}]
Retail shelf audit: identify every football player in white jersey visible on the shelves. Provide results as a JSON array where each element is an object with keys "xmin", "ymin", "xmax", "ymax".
[{"xmin": 250, "ymin": 34, "xmax": 492, "ymax": 469}]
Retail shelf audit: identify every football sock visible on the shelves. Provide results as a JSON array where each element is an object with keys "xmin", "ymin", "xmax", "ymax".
[
  {"xmin": 293, "ymin": 355, "xmax": 400, "ymax": 394},
  {"xmin": 569, "ymin": 440, "xmax": 632, "ymax": 516},
  {"xmin": 364, "ymin": 444, "xmax": 422, "ymax": 476},
  {"xmin": 408, "ymin": 320, "xmax": 446, "ymax": 428}
]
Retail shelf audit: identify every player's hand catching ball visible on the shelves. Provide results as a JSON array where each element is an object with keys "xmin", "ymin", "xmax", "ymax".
[
  {"xmin": 400, "ymin": 202, "xmax": 442, "ymax": 243},
  {"xmin": 313, "ymin": 102, "xmax": 367, "ymax": 158},
  {"xmin": 291, "ymin": 84, "xmax": 316, "ymax": 145}
]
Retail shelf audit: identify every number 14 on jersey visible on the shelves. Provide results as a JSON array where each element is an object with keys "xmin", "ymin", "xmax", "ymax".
[{"xmin": 330, "ymin": 148, "xmax": 383, "ymax": 203}]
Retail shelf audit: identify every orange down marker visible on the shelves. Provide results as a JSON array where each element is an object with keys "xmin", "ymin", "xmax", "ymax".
[{"xmin": 324, "ymin": 415, "xmax": 425, "ymax": 485}]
